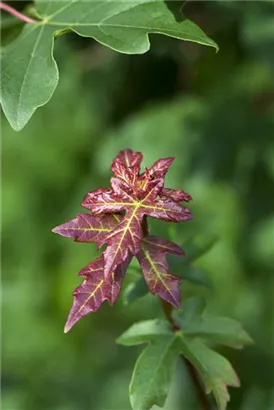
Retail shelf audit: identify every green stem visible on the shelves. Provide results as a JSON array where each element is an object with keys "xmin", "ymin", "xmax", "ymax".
[{"xmin": 161, "ymin": 299, "xmax": 211, "ymax": 410}]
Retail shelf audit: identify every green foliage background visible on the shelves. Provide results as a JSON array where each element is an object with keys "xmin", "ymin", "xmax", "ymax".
[{"xmin": 2, "ymin": 2, "xmax": 274, "ymax": 410}]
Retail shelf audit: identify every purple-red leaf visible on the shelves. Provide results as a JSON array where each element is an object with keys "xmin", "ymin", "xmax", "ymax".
[
  {"xmin": 82, "ymin": 189, "xmax": 126, "ymax": 214},
  {"xmin": 146, "ymin": 157, "xmax": 175, "ymax": 178},
  {"xmin": 65, "ymin": 255, "xmax": 131, "ymax": 333},
  {"xmin": 64, "ymin": 256, "xmax": 106, "ymax": 333},
  {"xmin": 112, "ymin": 148, "xmax": 143, "ymax": 171},
  {"xmin": 102, "ymin": 180, "xmax": 166, "ymax": 276},
  {"xmin": 108, "ymin": 255, "xmax": 132, "ymax": 305},
  {"xmin": 160, "ymin": 188, "xmax": 192, "ymax": 203},
  {"xmin": 137, "ymin": 236, "xmax": 183, "ymax": 308},
  {"xmin": 143, "ymin": 235, "xmax": 184, "ymax": 256},
  {"xmin": 144, "ymin": 199, "xmax": 192, "ymax": 222},
  {"xmin": 52, "ymin": 148, "xmax": 193, "ymax": 330},
  {"xmin": 52, "ymin": 213, "xmax": 121, "ymax": 247},
  {"xmin": 103, "ymin": 210, "xmax": 142, "ymax": 276}
]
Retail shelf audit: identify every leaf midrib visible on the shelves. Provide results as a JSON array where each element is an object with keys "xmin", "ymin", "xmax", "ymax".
[
  {"xmin": 142, "ymin": 246, "xmax": 178, "ymax": 305},
  {"xmin": 41, "ymin": 21, "xmax": 207, "ymax": 44},
  {"xmin": 72, "ymin": 279, "xmax": 104, "ymax": 320},
  {"xmin": 108, "ymin": 205, "xmax": 140, "ymax": 264},
  {"xmin": 92, "ymin": 200, "xmax": 183, "ymax": 215},
  {"xmin": 130, "ymin": 336, "xmax": 176, "ymax": 403},
  {"xmin": 15, "ymin": 24, "xmax": 46, "ymax": 126}
]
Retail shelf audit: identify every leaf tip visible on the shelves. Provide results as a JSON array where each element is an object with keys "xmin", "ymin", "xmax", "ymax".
[{"xmin": 64, "ymin": 322, "xmax": 72, "ymax": 334}]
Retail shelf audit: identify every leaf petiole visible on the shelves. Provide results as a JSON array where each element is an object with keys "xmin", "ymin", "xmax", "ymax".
[{"xmin": 0, "ymin": 1, "xmax": 38, "ymax": 24}]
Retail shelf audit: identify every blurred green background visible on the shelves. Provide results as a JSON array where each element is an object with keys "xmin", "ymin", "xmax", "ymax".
[{"xmin": 2, "ymin": 2, "xmax": 274, "ymax": 410}]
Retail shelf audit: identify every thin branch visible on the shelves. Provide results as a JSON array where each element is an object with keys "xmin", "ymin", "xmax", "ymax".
[
  {"xmin": 0, "ymin": 1, "xmax": 38, "ymax": 24},
  {"xmin": 184, "ymin": 358, "xmax": 211, "ymax": 410},
  {"xmin": 161, "ymin": 299, "xmax": 211, "ymax": 410}
]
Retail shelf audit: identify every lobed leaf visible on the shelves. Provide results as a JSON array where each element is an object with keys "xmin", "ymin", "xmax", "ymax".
[
  {"xmin": 64, "ymin": 254, "xmax": 130, "ymax": 332},
  {"xmin": 137, "ymin": 236, "xmax": 183, "ymax": 308},
  {"xmin": 83, "ymin": 177, "xmax": 191, "ymax": 277},
  {"xmin": 53, "ymin": 149, "xmax": 194, "ymax": 327},
  {"xmin": 1, "ymin": 1, "xmax": 218, "ymax": 131},
  {"xmin": 183, "ymin": 316, "xmax": 253, "ymax": 349},
  {"xmin": 176, "ymin": 297, "xmax": 253, "ymax": 348},
  {"xmin": 129, "ymin": 337, "xmax": 179, "ymax": 410},
  {"xmin": 117, "ymin": 319, "xmax": 178, "ymax": 410},
  {"xmin": 52, "ymin": 213, "xmax": 121, "ymax": 247},
  {"xmin": 145, "ymin": 157, "xmax": 175, "ymax": 179},
  {"xmin": 112, "ymin": 148, "xmax": 143, "ymax": 174},
  {"xmin": 103, "ymin": 205, "xmax": 145, "ymax": 276},
  {"xmin": 117, "ymin": 319, "xmax": 172, "ymax": 346},
  {"xmin": 160, "ymin": 188, "xmax": 192, "ymax": 202},
  {"xmin": 82, "ymin": 188, "xmax": 127, "ymax": 214},
  {"xmin": 179, "ymin": 336, "xmax": 240, "ymax": 410},
  {"xmin": 118, "ymin": 298, "xmax": 252, "ymax": 410}
]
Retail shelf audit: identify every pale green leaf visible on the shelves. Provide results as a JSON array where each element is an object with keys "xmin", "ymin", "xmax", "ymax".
[
  {"xmin": 1, "ymin": 0, "xmax": 218, "ymax": 131},
  {"xmin": 179, "ymin": 335, "xmax": 240, "ymax": 410},
  {"xmin": 130, "ymin": 336, "xmax": 179, "ymax": 410}
]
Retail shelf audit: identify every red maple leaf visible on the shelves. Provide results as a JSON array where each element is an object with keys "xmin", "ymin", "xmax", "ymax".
[
  {"xmin": 64, "ymin": 254, "xmax": 131, "ymax": 333},
  {"xmin": 136, "ymin": 235, "xmax": 184, "ymax": 309},
  {"xmin": 52, "ymin": 149, "xmax": 193, "ymax": 332}
]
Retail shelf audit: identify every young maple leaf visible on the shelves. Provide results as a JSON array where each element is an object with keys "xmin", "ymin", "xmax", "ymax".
[
  {"xmin": 52, "ymin": 213, "xmax": 122, "ymax": 247},
  {"xmin": 64, "ymin": 255, "xmax": 131, "ymax": 333},
  {"xmin": 137, "ymin": 235, "xmax": 184, "ymax": 308},
  {"xmin": 52, "ymin": 149, "xmax": 193, "ymax": 332}
]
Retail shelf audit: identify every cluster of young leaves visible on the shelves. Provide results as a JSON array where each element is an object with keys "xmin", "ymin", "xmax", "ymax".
[
  {"xmin": 117, "ymin": 297, "xmax": 253, "ymax": 410},
  {"xmin": 0, "ymin": 0, "xmax": 218, "ymax": 131},
  {"xmin": 53, "ymin": 149, "xmax": 193, "ymax": 332}
]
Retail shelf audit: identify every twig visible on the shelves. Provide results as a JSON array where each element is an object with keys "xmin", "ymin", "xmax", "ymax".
[
  {"xmin": 0, "ymin": 1, "xmax": 38, "ymax": 24},
  {"xmin": 184, "ymin": 358, "xmax": 211, "ymax": 410},
  {"xmin": 161, "ymin": 299, "xmax": 211, "ymax": 410}
]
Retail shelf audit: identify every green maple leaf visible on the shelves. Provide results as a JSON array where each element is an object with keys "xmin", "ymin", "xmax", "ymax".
[
  {"xmin": 117, "ymin": 306, "xmax": 253, "ymax": 410},
  {"xmin": 117, "ymin": 319, "xmax": 180, "ymax": 410},
  {"xmin": 0, "ymin": 0, "xmax": 218, "ymax": 131},
  {"xmin": 176, "ymin": 297, "xmax": 254, "ymax": 349}
]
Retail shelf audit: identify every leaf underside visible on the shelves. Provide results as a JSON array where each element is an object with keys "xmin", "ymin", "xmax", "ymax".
[{"xmin": 0, "ymin": 0, "xmax": 218, "ymax": 130}]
